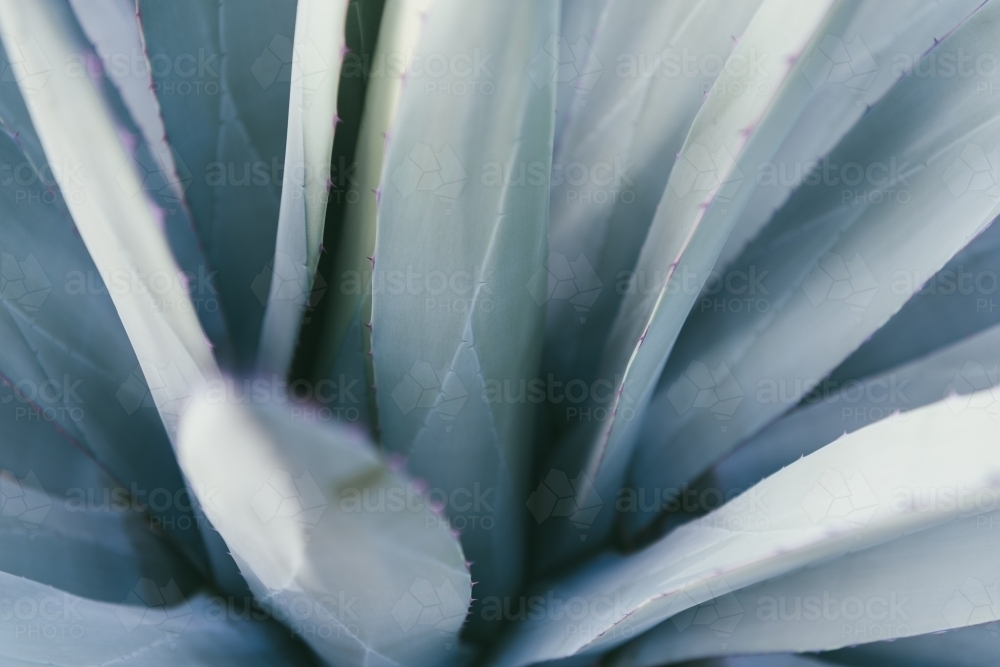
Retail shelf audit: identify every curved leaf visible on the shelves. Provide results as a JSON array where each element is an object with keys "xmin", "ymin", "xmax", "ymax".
[
  {"xmin": 537, "ymin": 0, "xmax": 842, "ymax": 569},
  {"xmin": 0, "ymin": 16, "xmax": 205, "ymax": 568},
  {"xmin": 824, "ymin": 622, "xmax": 1000, "ymax": 667},
  {"xmin": 0, "ymin": 470, "xmax": 200, "ymax": 603},
  {"xmin": 370, "ymin": 0, "xmax": 557, "ymax": 637},
  {"xmin": 490, "ymin": 388, "xmax": 1000, "ymax": 667},
  {"xmin": 611, "ymin": 508, "xmax": 1000, "ymax": 664},
  {"xmin": 700, "ymin": 320, "xmax": 1000, "ymax": 508},
  {"xmin": 713, "ymin": 0, "xmax": 986, "ymax": 271},
  {"xmin": 630, "ymin": 0, "xmax": 1000, "ymax": 534},
  {"xmin": 178, "ymin": 395, "xmax": 472, "ymax": 667},
  {"xmin": 256, "ymin": 0, "xmax": 350, "ymax": 375},
  {"xmin": 832, "ymin": 216, "xmax": 1000, "ymax": 382},
  {"xmin": 314, "ymin": 0, "xmax": 434, "ymax": 434},
  {"xmin": 543, "ymin": 0, "xmax": 764, "ymax": 397},
  {"xmin": 0, "ymin": 572, "xmax": 316, "ymax": 666},
  {"xmin": 137, "ymin": 0, "xmax": 298, "ymax": 369},
  {"xmin": 0, "ymin": 0, "xmax": 239, "ymax": 588},
  {"xmin": 68, "ymin": 0, "xmax": 234, "ymax": 363},
  {"xmin": 0, "ymin": 472, "xmax": 310, "ymax": 665}
]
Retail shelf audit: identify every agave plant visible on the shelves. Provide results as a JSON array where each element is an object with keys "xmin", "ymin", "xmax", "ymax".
[{"xmin": 3, "ymin": 0, "xmax": 1000, "ymax": 665}]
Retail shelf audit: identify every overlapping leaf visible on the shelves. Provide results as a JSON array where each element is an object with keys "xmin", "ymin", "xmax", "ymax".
[
  {"xmin": 179, "ymin": 397, "xmax": 472, "ymax": 667},
  {"xmin": 0, "ymin": 0, "xmax": 241, "ymax": 591},
  {"xmin": 0, "ymin": 3, "xmax": 205, "ymax": 570},
  {"xmin": 370, "ymin": 0, "xmax": 557, "ymax": 637},
  {"xmin": 256, "ymin": 0, "xmax": 349, "ymax": 376},
  {"xmin": 138, "ymin": 0, "xmax": 298, "ymax": 369},
  {"xmin": 315, "ymin": 0, "xmax": 434, "ymax": 435},
  {"xmin": 538, "ymin": 0, "xmax": 843, "ymax": 569},
  {"xmin": 629, "ymin": 0, "xmax": 1000, "ymax": 535},
  {"xmin": 491, "ymin": 387, "xmax": 1000, "ymax": 666}
]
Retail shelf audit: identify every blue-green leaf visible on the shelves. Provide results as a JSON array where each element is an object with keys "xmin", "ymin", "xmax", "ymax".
[
  {"xmin": 491, "ymin": 386, "xmax": 1000, "ymax": 667},
  {"xmin": 699, "ymin": 321, "xmax": 1000, "ymax": 506},
  {"xmin": 68, "ymin": 0, "xmax": 235, "ymax": 364},
  {"xmin": 179, "ymin": 395, "xmax": 472, "ymax": 667},
  {"xmin": 0, "ymin": 0, "xmax": 239, "ymax": 589},
  {"xmin": 629, "ymin": 0, "xmax": 1000, "ymax": 535},
  {"xmin": 369, "ymin": 0, "xmax": 557, "ymax": 637},
  {"xmin": 537, "ymin": 0, "xmax": 842, "ymax": 570},
  {"xmin": 138, "ymin": 0, "xmax": 298, "ymax": 370},
  {"xmin": 824, "ymin": 622, "xmax": 1000, "ymax": 667},
  {"xmin": 832, "ymin": 216, "xmax": 1000, "ymax": 382},
  {"xmin": 544, "ymin": 0, "xmax": 764, "ymax": 396},
  {"xmin": 0, "ymin": 572, "xmax": 315, "ymax": 666},
  {"xmin": 255, "ymin": 0, "xmax": 350, "ymax": 376},
  {"xmin": 0, "ymin": 8, "xmax": 206, "ymax": 570},
  {"xmin": 313, "ymin": 0, "xmax": 434, "ymax": 436},
  {"xmin": 612, "ymin": 505, "xmax": 1000, "ymax": 664}
]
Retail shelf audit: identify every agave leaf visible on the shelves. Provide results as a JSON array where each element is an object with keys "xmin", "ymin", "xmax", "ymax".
[
  {"xmin": 137, "ymin": 0, "xmax": 298, "ymax": 370},
  {"xmin": 610, "ymin": 507, "xmax": 1000, "ymax": 664},
  {"xmin": 291, "ymin": 0, "xmax": 385, "ymax": 384},
  {"xmin": 698, "ymin": 320, "xmax": 1000, "ymax": 505},
  {"xmin": 537, "ymin": 0, "xmax": 842, "ymax": 569},
  {"xmin": 0, "ymin": 0, "xmax": 246, "ymax": 588},
  {"xmin": 0, "ymin": 470, "xmax": 200, "ymax": 603},
  {"xmin": 0, "ymin": 571, "xmax": 316, "ymax": 666},
  {"xmin": 370, "ymin": 0, "xmax": 556, "ymax": 636},
  {"xmin": 0, "ymin": 0, "xmax": 219, "ymax": 437},
  {"xmin": 651, "ymin": 658, "xmax": 829, "ymax": 667},
  {"xmin": 551, "ymin": 0, "xmax": 607, "ymax": 151},
  {"xmin": 0, "ymin": 24, "xmax": 207, "ymax": 567},
  {"xmin": 67, "ymin": 0, "xmax": 234, "ymax": 363},
  {"xmin": 178, "ymin": 396, "xmax": 472, "ymax": 667},
  {"xmin": 314, "ymin": 0, "xmax": 434, "ymax": 434},
  {"xmin": 629, "ymin": 0, "xmax": 1000, "ymax": 534},
  {"xmin": 489, "ymin": 389, "xmax": 1000, "ymax": 667},
  {"xmin": 832, "ymin": 216, "xmax": 1000, "ymax": 382},
  {"xmin": 68, "ymin": 0, "xmax": 181, "ymax": 199},
  {"xmin": 713, "ymin": 0, "xmax": 986, "ymax": 272},
  {"xmin": 255, "ymin": 0, "xmax": 349, "ymax": 376},
  {"xmin": 0, "ymin": 403, "xmax": 117, "ymax": 507},
  {"xmin": 823, "ymin": 622, "xmax": 1000, "ymax": 667},
  {"xmin": 0, "ymin": 470, "xmax": 306, "ymax": 665},
  {"xmin": 543, "ymin": 0, "xmax": 764, "ymax": 399}
]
